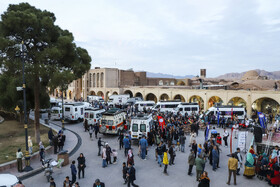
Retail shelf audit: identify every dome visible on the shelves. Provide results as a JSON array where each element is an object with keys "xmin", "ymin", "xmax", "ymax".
[{"xmin": 241, "ymin": 70, "xmax": 259, "ymax": 81}]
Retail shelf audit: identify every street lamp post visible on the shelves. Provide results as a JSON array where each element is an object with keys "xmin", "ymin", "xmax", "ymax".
[
  {"xmin": 21, "ymin": 41, "xmax": 33, "ymax": 172},
  {"xmin": 61, "ymin": 90, "xmax": 65, "ymax": 130}
]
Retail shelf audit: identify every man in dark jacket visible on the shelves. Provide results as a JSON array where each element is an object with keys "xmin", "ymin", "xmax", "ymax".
[
  {"xmin": 70, "ymin": 161, "xmax": 77, "ymax": 184},
  {"xmin": 48, "ymin": 128, "xmax": 54, "ymax": 146},
  {"xmin": 77, "ymin": 153, "xmax": 86, "ymax": 179},
  {"xmin": 169, "ymin": 144, "xmax": 176, "ymax": 165},
  {"xmin": 188, "ymin": 149, "xmax": 196, "ymax": 175},
  {"xmin": 53, "ymin": 135, "xmax": 58, "ymax": 154},
  {"xmin": 93, "ymin": 179, "xmax": 105, "ymax": 187},
  {"xmin": 118, "ymin": 132, "xmax": 124, "ymax": 150},
  {"xmin": 127, "ymin": 162, "xmax": 138, "ymax": 187}
]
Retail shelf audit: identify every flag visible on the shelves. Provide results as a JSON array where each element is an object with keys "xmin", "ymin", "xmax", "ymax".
[
  {"xmin": 258, "ymin": 112, "xmax": 266, "ymax": 129},
  {"xmin": 230, "ymin": 127, "xmax": 233, "ymax": 154},
  {"xmin": 217, "ymin": 108, "xmax": 220, "ymax": 125},
  {"xmin": 158, "ymin": 116, "xmax": 165, "ymax": 131},
  {"xmin": 205, "ymin": 125, "xmax": 209, "ymax": 142}
]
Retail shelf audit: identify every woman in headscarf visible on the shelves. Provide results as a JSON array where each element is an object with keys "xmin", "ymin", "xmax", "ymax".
[
  {"xmin": 243, "ymin": 152, "xmax": 255, "ymax": 177},
  {"xmin": 127, "ymin": 149, "xmax": 134, "ymax": 166}
]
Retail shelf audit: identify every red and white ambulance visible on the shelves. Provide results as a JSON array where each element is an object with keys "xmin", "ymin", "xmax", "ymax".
[{"xmin": 99, "ymin": 108, "xmax": 127, "ymax": 135}]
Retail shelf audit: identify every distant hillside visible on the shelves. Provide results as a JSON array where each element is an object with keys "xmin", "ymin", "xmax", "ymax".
[
  {"xmin": 147, "ymin": 72, "xmax": 194, "ymax": 79},
  {"xmin": 216, "ymin": 69, "xmax": 280, "ymax": 80}
]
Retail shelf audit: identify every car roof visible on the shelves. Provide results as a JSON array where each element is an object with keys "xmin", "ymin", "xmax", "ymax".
[{"xmin": 0, "ymin": 174, "xmax": 19, "ymax": 186}]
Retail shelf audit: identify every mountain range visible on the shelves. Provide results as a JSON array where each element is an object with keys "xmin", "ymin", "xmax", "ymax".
[
  {"xmin": 216, "ymin": 69, "xmax": 280, "ymax": 80},
  {"xmin": 146, "ymin": 72, "xmax": 194, "ymax": 79}
]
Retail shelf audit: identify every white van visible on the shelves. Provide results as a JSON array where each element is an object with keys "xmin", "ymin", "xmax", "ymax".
[
  {"xmin": 204, "ymin": 105, "xmax": 246, "ymax": 120},
  {"xmin": 130, "ymin": 114, "xmax": 154, "ymax": 140},
  {"xmin": 153, "ymin": 101, "xmax": 181, "ymax": 113},
  {"xmin": 84, "ymin": 108, "xmax": 105, "ymax": 125},
  {"xmin": 107, "ymin": 95, "xmax": 130, "ymax": 106},
  {"xmin": 134, "ymin": 101, "xmax": 155, "ymax": 112},
  {"xmin": 99, "ymin": 108, "xmax": 127, "ymax": 135},
  {"xmin": 50, "ymin": 98, "xmax": 62, "ymax": 108},
  {"xmin": 64, "ymin": 102, "xmax": 85, "ymax": 122},
  {"xmin": 87, "ymin": 95, "xmax": 104, "ymax": 103},
  {"xmin": 51, "ymin": 107, "xmax": 62, "ymax": 120},
  {"xmin": 174, "ymin": 103, "xmax": 200, "ymax": 116}
]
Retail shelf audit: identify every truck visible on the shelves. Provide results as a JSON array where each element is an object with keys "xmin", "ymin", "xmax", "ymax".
[
  {"xmin": 130, "ymin": 114, "xmax": 154, "ymax": 140},
  {"xmin": 134, "ymin": 101, "xmax": 155, "ymax": 112},
  {"xmin": 50, "ymin": 107, "xmax": 63, "ymax": 120},
  {"xmin": 63, "ymin": 102, "xmax": 86, "ymax": 122},
  {"xmin": 107, "ymin": 94, "xmax": 130, "ymax": 107},
  {"xmin": 99, "ymin": 108, "xmax": 127, "ymax": 135},
  {"xmin": 84, "ymin": 108, "xmax": 105, "ymax": 125}
]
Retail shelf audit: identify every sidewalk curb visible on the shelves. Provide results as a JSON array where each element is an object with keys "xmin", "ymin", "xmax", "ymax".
[{"xmin": 18, "ymin": 121, "xmax": 82, "ymax": 181}]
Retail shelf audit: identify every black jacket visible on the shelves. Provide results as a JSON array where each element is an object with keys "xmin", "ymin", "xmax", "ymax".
[
  {"xmin": 77, "ymin": 156, "xmax": 86, "ymax": 169},
  {"xmin": 128, "ymin": 166, "xmax": 136, "ymax": 181}
]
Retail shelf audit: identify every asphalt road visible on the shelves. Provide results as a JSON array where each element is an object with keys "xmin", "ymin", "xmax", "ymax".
[{"xmin": 23, "ymin": 121, "xmax": 269, "ymax": 187}]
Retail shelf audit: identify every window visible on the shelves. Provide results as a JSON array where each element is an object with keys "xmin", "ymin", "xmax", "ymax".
[
  {"xmin": 85, "ymin": 112, "xmax": 89, "ymax": 118},
  {"xmin": 234, "ymin": 111, "xmax": 244, "ymax": 116},
  {"xmin": 101, "ymin": 120, "xmax": 107, "ymax": 124},
  {"xmin": 81, "ymin": 108, "xmax": 83, "ymax": 115},
  {"xmin": 132, "ymin": 124, "xmax": 138, "ymax": 132},
  {"xmin": 65, "ymin": 107, "xmax": 70, "ymax": 112},
  {"xmin": 191, "ymin": 107, "xmax": 198, "ymax": 111},
  {"xmin": 179, "ymin": 108, "xmax": 183, "ymax": 111},
  {"xmin": 155, "ymin": 105, "xmax": 160, "ymax": 109},
  {"xmin": 147, "ymin": 104, "xmax": 154, "ymax": 107},
  {"xmin": 140, "ymin": 124, "xmax": 146, "ymax": 132},
  {"xmin": 52, "ymin": 110, "xmax": 59, "ymax": 114},
  {"xmin": 90, "ymin": 113, "xmax": 94, "ymax": 118},
  {"xmin": 75, "ymin": 108, "xmax": 77, "ymax": 112},
  {"xmin": 185, "ymin": 107, "xmax": 190, "ymax": 111},
  {"xmin": 108, "ymin": 120, "xmax": 113, "ymax": 125}
]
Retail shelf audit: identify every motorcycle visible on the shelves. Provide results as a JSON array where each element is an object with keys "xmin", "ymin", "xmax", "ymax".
[{"xmin": 43, "ymin": 158, "xmax": 54, "ymax": 182}]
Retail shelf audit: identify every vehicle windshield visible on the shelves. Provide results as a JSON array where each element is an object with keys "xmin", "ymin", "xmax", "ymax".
[
  {"xmin": 108, "ymin": 120, "xmax": 113, "ymax": 125},
  {"xmin": 51, "ymin": 110, "xmax": 59, "ymax": 114},
  {"xmin": 140, "ymin": 124, "xmax": 146, "ymax": 132},
  {"xmin": 132, "ymin": 124, "xmax": 138, "ymax": 132},
  {"xmin": 101, "ymin": 120, "xmax": 107, "ymax": 124}
]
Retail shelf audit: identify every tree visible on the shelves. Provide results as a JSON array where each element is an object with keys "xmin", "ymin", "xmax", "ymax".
[{"xmin": 0, "ymin": 3, "xmax": 91, "ymax": 143}]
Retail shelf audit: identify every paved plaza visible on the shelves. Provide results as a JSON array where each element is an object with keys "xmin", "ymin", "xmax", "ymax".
[{"xmin": 21, "ymin": 120, "xmax": 269, "ymax": 187}]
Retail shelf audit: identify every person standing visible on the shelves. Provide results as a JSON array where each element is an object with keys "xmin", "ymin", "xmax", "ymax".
[
  {"xmin": 198, "ymin": 171, "xmax": 210, "ymax": 187},
  {"xmin": 70, "ymin": 160, "xmax": 77, "ymax": 184},
  {"xmin": 227, "ymin": 154, "xmax": 238, "ymax": 185},
  {"xmin": 16, "ymin": 148, "xmax": 23, "ymax": 172},
  {"xmin": 156, "ymin": 142, "xmax": 164, "ymax": 167},
  {"xmin": 94, "ymin": 123, "xmax": 99, "ymax": 139},
  {"xmin": 98, "ymin": 137, "xmax": 102, "ymax": 156},
  {"xmin": 169, "ymin": 144, "xmax": 176, "ymax": 165},
  {"xmin": 127, "ymin": 162, "xmax": 139, "ymax": 187},
  {"xmin": 89, "ymin": 125, "xmax": 93, "ymax": 139},
  {"xmin": 39, "ymin": 148, "xmax": 45, "ymax": 166},
  {"xmin": 195, "ymin": 155, "xmax": 205, "ymax": 181},
  {"xmin": 118, "ymin": 132, "xmax": 124, "ymax": 150},
  {"xmin": 192, "ymin": 140, "xmax": 198, "ymax": 158},
  {"xmin": 53, "ymin": 135, "xmax": 58, "ymax": 154},
  {"xmin": 28, "ymin": 136, "xmax": 33, "ymax": 155},
  {"xmin": 234, "ymin": 148, "xmax": 243, "ymax": 175},
  {"xmin": 179, "ymin": 135, "xmax": 186, "ymax": 153},
  {"xmin": 48, "ymin": 128, "xmax": 54, "ymax": 146},
  {"xmin": 212, "ymin": 146, "xmax": 219, "ymax": 171},
  {"xmin": 49, "ymin": 177, "xmax": 56, "ymax": 187},
  {"xmin": 122, "ymin": 162, "xmax": 128, "ymax": 184},
  {"xmin": 163, "ymin": 149, "xmax": 169, "ymax": 175},
  {"xmin": 93, "ymin": 179, "xmax": 105, "ymax": 187},
  {"xmin": 123, "ymin": 135, "xmax": 131, "ymax": 157},
  {"xmin": 223, "ymin": 128, "xmax": 229, "ymax": 147},
  {"xmin": 102, "ymin": 147, "xmax": 107, "ymax": 168},
  {"xmin": 63, "ymin": 176, "xmax": 72, "ymax": 187},
  {"xmin": 139, "ymin": 135, "xmax": 148, "ymax": 160},
  {"xmin": 77, "ymin": 153, "xmax": 86, "ymax": 179},
  {"xmin": 233, "ymin": 123, "xmax": 239, "ymax": 139},
  {"xmin": 105, "ymin": 143, "xmax": 112, "ymax": 164},
  {"xmin": 188, "ymin": 149, "xmax": 196, "ymax": 175}
]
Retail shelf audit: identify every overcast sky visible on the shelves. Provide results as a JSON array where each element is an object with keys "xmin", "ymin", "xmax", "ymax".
[{"xmin": 1, "ymin": 0, "xmax": 280, "ymax": 77}]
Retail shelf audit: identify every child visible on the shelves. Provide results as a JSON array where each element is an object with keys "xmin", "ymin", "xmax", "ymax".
[
  {"xmin": 122, "ymin": 162, "xmax": 128, "ymax": 184},
  {"xmin": 216, "ymin": 133, "xmax": 222, "ymax": 146},
  {"xmin": 112, "ymin": 149, "xmax": 118, "ymax": 164}
]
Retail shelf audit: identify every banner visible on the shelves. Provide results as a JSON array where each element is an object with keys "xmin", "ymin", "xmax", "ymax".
[
  {"xmin": 231, "ymin": 108, "xmax": 233, "ymax": 120},
  {"xmin": 237, "ymin": 132, "xmax": 246, "ymax": 152},
  {"xmin": 258, "ymin": 112, "xmax": 266, "ymax": 129},
  {"xmin": 158, "ymin": 116, "xmax": 165, "ymax": 131}
]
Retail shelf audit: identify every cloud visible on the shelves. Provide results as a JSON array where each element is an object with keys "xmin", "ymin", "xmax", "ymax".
[{"xmin": 1, "ymin": 0, "xmax": 280, "ymax": 77}]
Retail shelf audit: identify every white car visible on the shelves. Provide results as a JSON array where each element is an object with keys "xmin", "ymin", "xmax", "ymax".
[{"xmin": 0, "ymin": 174, "xmax": 20, "ymax": 186}]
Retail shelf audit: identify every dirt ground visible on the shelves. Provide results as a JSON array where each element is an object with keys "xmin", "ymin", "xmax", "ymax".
[{"xmin": 0, "ymin": 120, "xmax": 50, "ymax": 164}]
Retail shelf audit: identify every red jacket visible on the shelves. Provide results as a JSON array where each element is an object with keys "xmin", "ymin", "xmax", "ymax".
[{"xmin": 217, "ymin": 136, "xmax": 222, "ymax": 145}]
